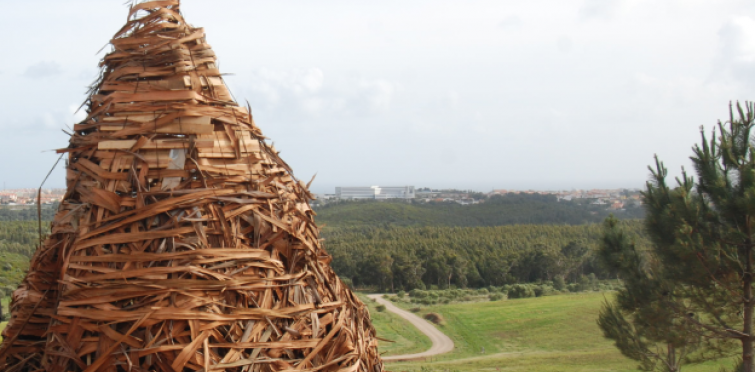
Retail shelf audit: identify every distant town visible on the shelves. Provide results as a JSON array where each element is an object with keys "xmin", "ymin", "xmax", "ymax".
[
  {"xmin": 318, "ymin": 186, "xmax": 643, "ymax": 210},
  {"xmin": 0, "ymin": 186, "xmax": 642, "ymax": 212},
  {"xmin": 0, "ymin": 189, "xmax": 66, "ymax": 206}
]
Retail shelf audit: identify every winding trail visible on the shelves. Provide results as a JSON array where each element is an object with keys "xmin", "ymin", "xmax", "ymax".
[{"xmin": 368, "ymin": 294, "xmax": 454, "ymax": 362}]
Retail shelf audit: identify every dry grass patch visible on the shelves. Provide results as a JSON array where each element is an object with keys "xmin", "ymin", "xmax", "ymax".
[{"xmin": 423, "ymin": 312, "xmax": 445, "ymax": 325}]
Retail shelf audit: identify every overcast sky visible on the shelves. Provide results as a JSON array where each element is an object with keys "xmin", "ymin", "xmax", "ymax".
[{"xmin": 2, "ymin": 0, "xmax": 755, "ymax": 193}]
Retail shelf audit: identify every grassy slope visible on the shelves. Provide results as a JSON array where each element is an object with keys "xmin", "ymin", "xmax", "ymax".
[
  {"xmin": 380, "ymin": 292, "xmax": 733, "ymax": 372},
  {"xmin": 358, "ymin": 294, "xmax": 432, "ymax": 356}
]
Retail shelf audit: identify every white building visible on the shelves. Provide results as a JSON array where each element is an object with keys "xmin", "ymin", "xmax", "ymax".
[{"xmin": 335, "ymin": 186, "xmax": 415, "ymax": 200}]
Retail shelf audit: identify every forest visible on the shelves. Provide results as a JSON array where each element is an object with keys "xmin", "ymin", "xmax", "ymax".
[
  {"xmin": 0, "ymin": 206, "xmax": 56, "ymax": 221},
  {"xmin": 323, "ymin": 222, "xmax": 647, "ymax": 291},
  {"xmin": 314, "ymin": 192, "xmax": 644, "ymax": 227},
  {"xmin": 312, "ymin": 193, "xmax": 648, "ymax": 290},
  {"xmin": 0, "ymin": 193, "xmax": 643, "ymax": 291}
]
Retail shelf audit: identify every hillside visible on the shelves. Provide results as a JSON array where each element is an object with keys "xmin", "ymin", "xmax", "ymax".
[
  {"xmin": 314, "ymin": 193, "xmax": 643, "ymax": 228},
  {"xmin": 378, "ymin": 292, "xmax": 731, "ymax": 372}
]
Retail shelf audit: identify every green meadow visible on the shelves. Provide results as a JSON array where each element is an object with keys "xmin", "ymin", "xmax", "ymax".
[
  {"xmin": 359, "ymin": 294, "xmax": 433, "ymax": 356},
  {"xmin": 374, "ymin": 292, "xmax": 734, "ymax": 372}
]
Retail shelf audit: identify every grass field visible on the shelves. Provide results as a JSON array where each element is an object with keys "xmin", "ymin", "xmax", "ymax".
[
  {"xmin": 358, "ymin": 294, "xmax": 432, "ymax": 356},
  {"xmin": 0, "ymin": 292, "xmax": 737, "ymax": 370},
  {"xmin": 378, "ymin": 292, "xmax": 735, "ymax": 372}
]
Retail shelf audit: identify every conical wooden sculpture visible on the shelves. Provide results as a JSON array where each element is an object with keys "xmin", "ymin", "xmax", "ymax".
[{"xmin": 0, "ymin": 1, "xmax": 384, "ymax": 371}]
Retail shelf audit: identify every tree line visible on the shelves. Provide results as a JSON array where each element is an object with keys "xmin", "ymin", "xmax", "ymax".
[
  {"xmin": 314, "ymin": 192, "xmax": 644, "ymax": 228},
  {"xmin": 0, "ymin": 206, "xmax": 57, "ymax": 221},
  {"xmin": 323, "ymin": 222, "xmax": 649, "ymax": 291}
]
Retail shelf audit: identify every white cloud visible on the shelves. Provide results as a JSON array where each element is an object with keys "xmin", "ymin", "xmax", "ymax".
[
  {"xmin": 717, "ymin": 16, "xmax": 755, "ymax": 88},
  {"xmin": 579, "ymin": 0, "xmax": 623, "ymax": 21},
  {"xmin": 557, "ymin": 36, "xmax": 573, "ymax": 53},
  {"xmin": 231, "ymin": 68, "xmax": 397, "ymax": 122},
  {"xmin": 23, "ymin": 61, "xmax": 62, "ymax": 79},
  {"xmin": 720, "ymin": 16, "xmax": 755, "ymax": 64},
  {"xmin": 359, "ymin": 79, "xmax": 395, "ymax": 113},
  {"xmin": 499, "ymin": 15, "xmax": 522, "ymax": 31}
]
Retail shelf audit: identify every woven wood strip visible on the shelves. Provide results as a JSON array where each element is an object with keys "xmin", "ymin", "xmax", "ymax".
[{"xmin": 0, "ymin": 2, "xmax": 384, "ymax": 371}]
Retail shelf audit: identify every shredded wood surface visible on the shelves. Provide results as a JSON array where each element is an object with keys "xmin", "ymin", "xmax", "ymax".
[{"xmin": 0, "ymin": 2, "xmax": 384, "ymax": 371}]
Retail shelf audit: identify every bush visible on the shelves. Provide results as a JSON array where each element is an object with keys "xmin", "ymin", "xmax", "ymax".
[
  {"xmin": 409, "ymin": 289, "xmax": 426, "ymax": 298},
  {"xmin": 553, "ymin": 276, "xmax": 566, "ymax": 291},
  {"xmin": 397, "ymin": 290, "xmax": 406, "ymax": 297},
  {"xmin": 508, "ymin": 284, "xmax": 535, "ymax": 299},
  {"xmin": 489, "ymin": 293, "xmax": 505, "ymax": 301},
  {"xmin": 423, "ymin": 312, "xmax": 445, "ymax": 325},
  {"xmin": 477, "ymin": 288, "xmax": 489, "ymax": 295},
  {"xmin": 533, "ymin": 286, "xmax": 545, "ymax": 297},
  {"xmin": 375, "ymin": 304, "xmax": 386, "ymax": 312},
  {"xmin": 410, "ymin": 307, "xmax": 422, "ymax": 313}
]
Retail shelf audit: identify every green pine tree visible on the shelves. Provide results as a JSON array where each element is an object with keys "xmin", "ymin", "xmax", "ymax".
[
  {"xmin": 597, "ymin": 216, "xmax": 699, "ymax": 372},
  {"xmin": 642, "ymin": 102, "xmax": 755, "ymax": 371}
]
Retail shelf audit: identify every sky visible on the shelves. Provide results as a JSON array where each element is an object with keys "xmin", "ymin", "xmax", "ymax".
[{"xmin": 2, "ymin": 0, "xmax": 755, "ymax": 194}]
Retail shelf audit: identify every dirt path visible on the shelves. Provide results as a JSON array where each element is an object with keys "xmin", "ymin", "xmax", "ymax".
[{"xmin": 368, "ymin": 294, "xmax": 454, "ymax": 362}]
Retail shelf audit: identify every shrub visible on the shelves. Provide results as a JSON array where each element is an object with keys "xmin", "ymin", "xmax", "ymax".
[
  {"xmin": 477, "ymin": 288, "xmax": 489, "ymax": 295},
  {"xmin": 397, "ymin": 290, "xmax": 406, "ymax": 297},
  {"xmin": 553, "ymin": 276, "xmax": 566, "ymax": 291},
  {"xmin": 375, "ymin": 304, "xmax": 386, "ymax": 312},
  {"xmin": 409, "ymin": 289, "xmax": 425, "ymax": 298},
  {"xmin": 423, "ymin": 312, "xmax": 445, "ymax": 325},
  {"xmin": 489, "ymin": 293, "xmax": 505, "ymax": 301},
  {"xmin": 508, "ymin": 284, "xmax": 534, "ymax": 299},
  {"xmin": 410, "ymin": 307, "xmax": 422, "ymax": 313},
  {"xmin": 533, "ymin": 286, "xmax": 545, "ymax": 297}
]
